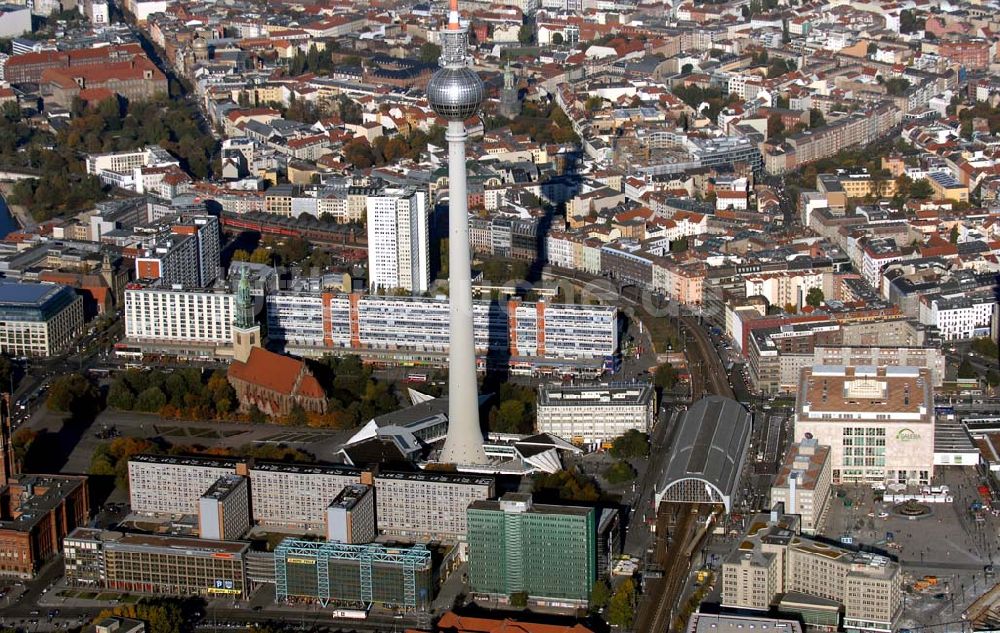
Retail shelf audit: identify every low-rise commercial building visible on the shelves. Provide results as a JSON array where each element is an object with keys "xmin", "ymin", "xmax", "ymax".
[
  {"xmin": 536, "ymin": 383, "xmax": 655, "ymax": 447},
  {"xmin": 687, "ymin": 614, "xmax": 803, "ymax": 633},
  {"xmin": 63, "ymin": 529, "xmax": 249, "ymax": 597},
  {"xmin": 467, "ymin": 493, "xmax": 596, "ymax": 608}
]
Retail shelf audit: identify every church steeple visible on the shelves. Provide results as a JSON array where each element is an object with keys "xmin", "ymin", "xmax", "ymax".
[
  {"xmin": 235, "ymin": 267, "xmax": 254, "ymax": 330},
  {"xmin": 499, "ymin": 59, "xmax": 521, "ymax": 119},
  {"xmin": 232, "ymin": 267, "xmax": 261, "ymax": 364}
]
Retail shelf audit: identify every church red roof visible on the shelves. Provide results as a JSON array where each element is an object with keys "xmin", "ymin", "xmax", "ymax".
[{"xmin": 227, "ymin": 348, "xmax": 325, "ymax": 399}]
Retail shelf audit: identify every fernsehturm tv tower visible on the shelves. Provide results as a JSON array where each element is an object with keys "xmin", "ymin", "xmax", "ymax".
[{"xmin": 427, "ymin": 0, "xmax": 487, "ymax": 465}]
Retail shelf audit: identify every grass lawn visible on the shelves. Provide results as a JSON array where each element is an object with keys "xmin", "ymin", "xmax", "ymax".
[
  {"xmin": 79, "ymin": 592, "xmax": 98, "ymax": 600},
  {"xmin": 96, "ymin": 592, "xmax": 119, "ymax": 600}
]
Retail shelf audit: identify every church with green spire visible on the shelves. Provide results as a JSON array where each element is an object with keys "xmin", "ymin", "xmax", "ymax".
[{"xmin": 232, "ymin": 266, "xmax": 261, "ymax": 363}]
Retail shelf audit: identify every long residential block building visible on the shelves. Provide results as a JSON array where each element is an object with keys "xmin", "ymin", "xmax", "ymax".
[
  {"xmin": 127, "ymin": 455, "xmax": 495, "ymax": 541},
  {"xmin": 374, "ymin": 471, "xmax": 495, "ymax": 543},
  {"xmin": 266, "ymin": 292, "xmax": 619, "ymax": 370}
]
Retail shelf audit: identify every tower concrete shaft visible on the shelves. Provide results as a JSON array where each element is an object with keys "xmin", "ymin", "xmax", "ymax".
[
  {"xmin": 439, "ymin": 119, "xmax": 487, "ymax": 464},
  {"xmin": 427, "ymin": 0, "xmax": 487, "ymax": 465}
]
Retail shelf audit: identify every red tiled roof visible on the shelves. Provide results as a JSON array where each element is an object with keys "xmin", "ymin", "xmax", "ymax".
[
  {"xmin": 42, "ymin": 58, "xmax": 165, "ymax": 89},
  {"xmin": 228, "ymin": 348, "xmax": 325, "ymax": 400},
  {"xmin": 429, "ymin": 612, "xmax": 595, "ymax": 633}
]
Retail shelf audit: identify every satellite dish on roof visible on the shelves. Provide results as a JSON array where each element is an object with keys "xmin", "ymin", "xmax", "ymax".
[{"xmin": 804, "ymin": 432, "xmax": 813, "ymax": 439}]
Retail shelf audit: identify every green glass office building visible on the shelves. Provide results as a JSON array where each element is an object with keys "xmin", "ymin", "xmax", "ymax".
[{"xmin": 467, "ymin": 493, "xmax": 596, "ymax": 608}]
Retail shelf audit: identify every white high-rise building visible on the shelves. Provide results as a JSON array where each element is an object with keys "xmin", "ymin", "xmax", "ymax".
[
  {"xmin": 125, "ymin": 283, "xmax": 235, "ymax": 348},
  {"xmin": 366, "ymin": 188, "xmax": 429, "ymax": 294}
]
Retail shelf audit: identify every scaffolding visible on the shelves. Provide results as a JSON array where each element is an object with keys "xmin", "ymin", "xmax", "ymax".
[{"xmin": 274, "ymin": 539, "xmax": 432, "ymax": 609}]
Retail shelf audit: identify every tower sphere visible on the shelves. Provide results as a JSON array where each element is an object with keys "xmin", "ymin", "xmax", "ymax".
[{"xmin": 427, "ymin": 67, "xmax": 484, "ymax": 121}]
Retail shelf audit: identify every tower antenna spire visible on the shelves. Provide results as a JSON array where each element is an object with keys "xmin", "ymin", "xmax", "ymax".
[{"xmin": 449, "ymin": 0, "xmax": 460, "ymax": 29}]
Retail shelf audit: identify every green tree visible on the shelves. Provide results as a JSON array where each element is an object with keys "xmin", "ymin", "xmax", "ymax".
[
  {"xmin": 551, "ymin": 32, "xmax": 564, "ymax": 45},
  {"xmin": 107, "ymin": 381, "xmax": 136, "ymax": 410},
  {"xmin": 610, "ymin": 429, "xmax": 650, "ymax": 458},
  {"xmin": 883, "ymin": 77, "xmax": 911, "ymax": 96},
  {"xmin": 809, "ymin": 108, "xmax": 825, "ymax": 128},
  {"xmin": 604, "ymin": 459, "xmax": 637, "ymax": 484},
  {"xmin": 971, "ymin": 337, "xmax": 999, "ymax": 358},
  {"xmin": 0, "ymin": 354, "xmax": 12, "ymax": 393},
  {"xmin": 11, "ymin": 428, "xmax": 36, "ymax": 469},
  {"xmin": 96, "ymin": 598, "xmax": 190, "ymax": 633},
  {"xmin": 287, "ymin": 405, "xmax": 308, "ymax": 426},
  {"xmin": 767, "ymin": 114, "xmax": 786, "ymax": 139},
  {"xmin": 46, "ymin": 374, "xmax": 100, "ymax": 414},
  {"xmin": 805, "ymin": 287, "xmax": 824, "ymax": 308},
  {"xmin": 585, "ymin": 95, "xmax": 604, "ymax": 112},
  {"xmin": 590, "ymin": 580, "xmax": 611, "ymax": 610},
  {"xmin": 90, "ymin": 436, "xmax": 160, "ymax": 491},
  {"xmin": 987, "ymin": 370, "xmax": 1000, "ymax": 388},
  {"xmin": 418, "ymin": 42, "xmax": 442, "ymax": 64},
  {"xmin": 491, "ymin": 399, "xmax": 527, "ymax": 433},
  {"xmin": 248, "ymin": 404, "xmax": 266, "ymax": 424},
  {"xmin": 958, "ymin": 358, "xmax": 979, "ymax": 380},
  {"xmin": 654, "ymin": 363, "xmax": 678, "ymax": 391},
  {"xmin": 607, "ymin": 578, "xmax": 636, "ymax": 628},
  {"xmin": 950, "ymin": 225, "xmax": 960, "ymax": 244},
  {"xmin": 517, "ymin": 24, "xmax": 533, "ymax": 44},
  {"xmin": 533, "ymin": 469, "xmax": 600, "ymax": 502},
  {"xmin": 510, "ymin": 591, "xmax": 528, "ymax": 608},
  {"xmin": 681, "ymin": 63, "xmax": 694, "ymax": 74},
  {"xmin": 910, "ymin": 178, "xmax": 934, "ymax": 200},
  {"xmin": 899, "ymin": 9, "xmax": 920, "ymax": 34},
  {"xmin": 135, "ymin": 386, "xmax": 167, "ymax": 413}
]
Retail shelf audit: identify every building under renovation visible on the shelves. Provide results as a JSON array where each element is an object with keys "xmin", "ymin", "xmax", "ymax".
[{"xmin": 273, "ymin": 538, "xmax": 434, "ymax": 610}]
